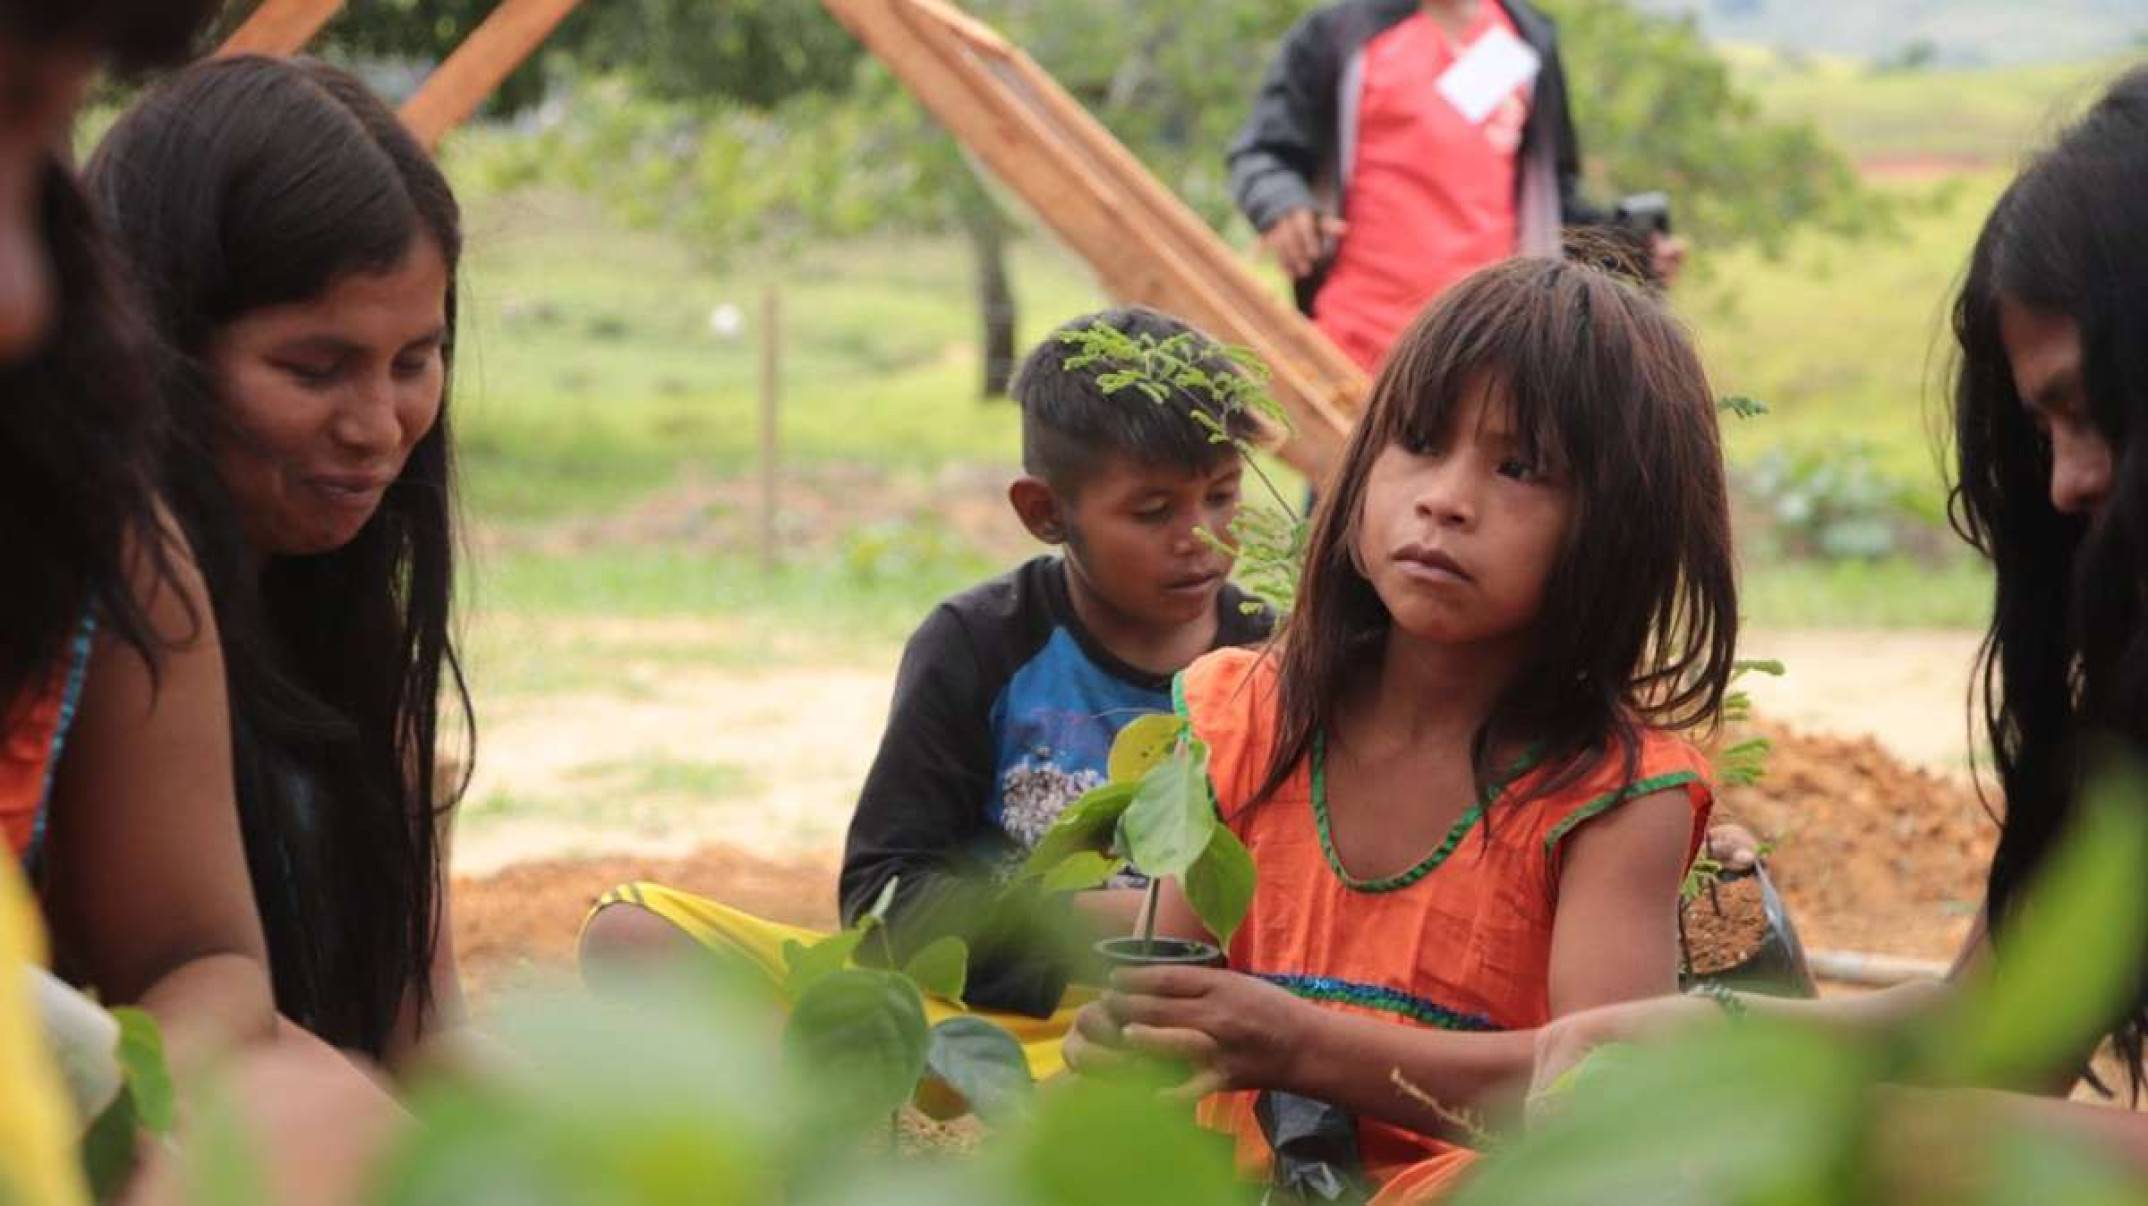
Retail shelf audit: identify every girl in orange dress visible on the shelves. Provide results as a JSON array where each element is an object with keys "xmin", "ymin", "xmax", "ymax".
[{"xmin": 1066, "ymin": 255, "xmax": 1739, "ymax": 1202}]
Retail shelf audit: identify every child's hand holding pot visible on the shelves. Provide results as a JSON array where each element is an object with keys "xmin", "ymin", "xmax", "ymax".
[{"xmin": 1064, "ymin": 966, "xmax": 1318, "ymax": 1099}]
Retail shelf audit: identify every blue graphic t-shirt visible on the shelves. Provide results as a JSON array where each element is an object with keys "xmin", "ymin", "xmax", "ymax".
[{"xmin": 839, "ymin": 555, "xmax": 1271, "ymax": 1013}]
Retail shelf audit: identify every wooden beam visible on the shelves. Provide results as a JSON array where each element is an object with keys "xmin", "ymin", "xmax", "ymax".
[
  {"xmin": 215, "ymin": 0, "xmax": 346, "ymax": 57},
  {"xmin": 820, "ymin": 0, "xmax": 1362, "ymax": 480},
  {"xmin": 399, "ymin": 0, "xmax": 584, "ymax": 151}
]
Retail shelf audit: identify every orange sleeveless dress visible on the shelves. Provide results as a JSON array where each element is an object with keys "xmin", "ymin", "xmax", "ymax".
[
  {"xmin": 1176, "ymin": 648, "xmax": 1714, "ymax": 1201},
  {"xmin": 1, "ymin": 620, "xmax": 97, "ymax": 865}
]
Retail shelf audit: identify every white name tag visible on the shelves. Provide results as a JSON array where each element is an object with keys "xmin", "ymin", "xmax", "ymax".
[{"xmin": 1436, "ymin": 26, "xmax": 1542, "ymax": 125}]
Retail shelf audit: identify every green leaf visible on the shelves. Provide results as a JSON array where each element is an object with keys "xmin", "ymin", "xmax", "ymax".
[
  {"xmin": 1003, "ymin": 1068, "xmax": 1242, "ymax": 1206},
  {"xmin": 1107, "ymin": 714, "xmax": 1186, "ymax": 785},
  {"xmin": 780, "ymin": 929, "xmax": 864, "ymax": 1002},
  {"xmin": 783, "ymin": 969, "xmax": 930, "ymax": 1122},
  {"xmin": 112, "ymin": 1007, "xmax": 175, "ymax": 1133},
  {"xmin": 863, "ymin": 876, "xmax": 901, "ymax": 926},
  {"xmin": 923, "ymin": 1017, "xmax": 1034, "ymax": 1125},
  {"xmin": 1118, "ymin": 738, "xmax": 1214, "ymax": 881},
  {"xmin": 1039, "ymin": 851, "xmax": 1124, "ymax": 894},
  {"xmin": 1021, "ymin": 781, "xmax": 1138, "ymax": 877},
  {"xmin": 902, "ymin": 936, "xmax": 969, "ymax": 1003},
  {"xmin": 1924, "ymin": 759, "xmax": 2148, "ymax": 1088},
  {"xmin": 1182, "ymin": 824, "xmax": 1254, "ymax": 948},
  {"xmin": 80, "ymin": 1089, "xmax": 142, "ymax": 1202},
  {"xmin": 1456, "ymin": 1022, "xmax": 1866, "ymax": 1205}
]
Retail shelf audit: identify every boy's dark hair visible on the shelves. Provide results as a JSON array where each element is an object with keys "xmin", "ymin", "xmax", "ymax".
[
  {"xmin": 1013, "ymin": 306, "xmax": 1259, "ymax": 493},
  {"xmin": 1262, "ymin": 255, "xmax": 1738, "ymax": 809}
]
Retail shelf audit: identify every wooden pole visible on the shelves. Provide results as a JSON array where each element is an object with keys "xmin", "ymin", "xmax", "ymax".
[
  {"xmin": 818, "ymin": 0, "xmax": 1360, "ymax": 481},
  {"xmin": 759, "ymin": 286, "xmax": 782, "ymax": 573},
  {"xmin": 399, "ymin": 0, "xmax": 585, "ymax": 152},
  {"xmin": 216, "ymin": 0, "xmax": 346, "ymax": 57}
]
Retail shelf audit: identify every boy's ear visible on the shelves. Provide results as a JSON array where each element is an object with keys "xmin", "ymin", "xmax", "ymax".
[{"xmin": 1009, "ymin": 475, "xmax": 1068, "ymax": 545}]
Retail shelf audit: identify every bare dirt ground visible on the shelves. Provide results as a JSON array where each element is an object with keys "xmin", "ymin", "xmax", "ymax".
[{"xmin": 452, "ymin": 624, "xmax": 1995, "ymax": 992}]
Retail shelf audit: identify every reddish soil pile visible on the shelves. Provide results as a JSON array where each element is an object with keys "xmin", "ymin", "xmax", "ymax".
[
  {"xmin": 1718, "ymin": 722, "xmax": 1995, "ymax": 962},
  {"xmin": 454, "ymin": 847, "xmax": 840, "ymax": 1001},
  {"xmin": 451, "ymin": 723, "xmax": 1998, "ymax": 993}
]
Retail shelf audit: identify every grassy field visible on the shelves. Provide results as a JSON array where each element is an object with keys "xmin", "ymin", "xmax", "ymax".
[
  {"xmin": 1731, "ymin": 48, "xmax": 2120, "ymax": 163},
  {"xmin": 439, "ymin": 45, "xmax": 2108, "ymax": 654}
]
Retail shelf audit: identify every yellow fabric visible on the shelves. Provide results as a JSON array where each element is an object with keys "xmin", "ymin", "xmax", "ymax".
[
  {"xmin": 588, "ymin": 882, "xmax": 1089, "ymax": 1081},
  {"xmin": 0, "ymin": 857, "xmax": 90, "ymax": 1204}
]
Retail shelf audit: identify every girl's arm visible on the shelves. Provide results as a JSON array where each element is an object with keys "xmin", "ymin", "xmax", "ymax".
[
  {"xmin": 1525, "ymin": 908, "xmax": 1985, "ymax": 1102},
  {"xmin": 1067, "ymin": 792, "xmax": 1696, "ymax": 1137},
  {"xmin": 40, "ymin": 524, "xmax": 276, "ymax": 1069}
]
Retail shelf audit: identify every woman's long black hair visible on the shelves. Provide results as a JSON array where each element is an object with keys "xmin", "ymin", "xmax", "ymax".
[
  {"xmin": 86, "ymin": 56, "xmax": 471, "ymax": 1057},
  {"xmin": 1951, "ymin": 65, "xmax": 2148, "ymax": 1096},
  {"xmin": 0, "ymin": 0, "xmax": 215, "ymax": 727}
]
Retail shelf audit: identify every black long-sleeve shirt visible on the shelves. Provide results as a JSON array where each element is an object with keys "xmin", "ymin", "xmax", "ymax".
[{"xmin": 839, "ymin": 556, "xmax": 1272, "ymax": 1015}]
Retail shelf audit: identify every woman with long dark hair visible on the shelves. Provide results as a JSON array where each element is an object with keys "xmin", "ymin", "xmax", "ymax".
[
  {"xmin": 0, "ymin": 0, "xmax": 278, "ymax": 1062},
  {"xmin": 86, "ymin": 54, "xmax": 472, "ymax": 1064},
  {"xmin": 1529, "ymin": 63, "xmax": 2148, "ymax": 1170}
]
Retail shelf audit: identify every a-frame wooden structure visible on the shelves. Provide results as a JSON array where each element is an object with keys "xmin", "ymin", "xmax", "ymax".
[{"xmin": 218, "ymin": 0, "xmax": 1363, "ymax": 476}]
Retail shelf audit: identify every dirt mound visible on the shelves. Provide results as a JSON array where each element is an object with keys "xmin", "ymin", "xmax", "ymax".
[
  {"xmin": 1721, "ymin": 722, "xmax": 1995, "ymax": 962},
  {"xmin": 454, "ymin": 847, "xmax": 840, "ymax": 1001},
  {"xmin": 451, "ymin": 722, "xmax": 1999, "ymax": 994}
]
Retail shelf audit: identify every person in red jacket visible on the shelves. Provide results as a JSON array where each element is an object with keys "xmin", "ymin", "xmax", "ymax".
[{"xmin": 1230, "ymin": 0, "xmax": 1684, "ymax": 372}]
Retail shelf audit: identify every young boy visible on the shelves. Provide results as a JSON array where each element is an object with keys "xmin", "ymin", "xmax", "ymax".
[
  {"xmin": 580, "ymin": 307, "xmax": 1272, "ymax": 1022},
  {"xmin": 839, "ymin": 305, "xmax": 1272, "ymax": 1015}
]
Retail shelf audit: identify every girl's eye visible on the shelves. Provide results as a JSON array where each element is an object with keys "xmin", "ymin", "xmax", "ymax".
[
  {"xmin": 1206, "ymin": 488, "xmax": 1239, "ymax": 509},
  {"xmin": 1496, "ymin": 457, "xmax": 1540, "ymax": 482},
  {"xmin": 392, "ymin": 355, "xmax": 432, "ymax": 381},
  {"xmin": 276, "ymin": 360, "xmax": 340, "ymax": 387},
  {"xmin": 1133, "ymin": 505, "xmax": 1171, "ymax": 524},
  {"xmin": 1398, "ymin": 428, "xmax": 1439, "ymax": 456}
]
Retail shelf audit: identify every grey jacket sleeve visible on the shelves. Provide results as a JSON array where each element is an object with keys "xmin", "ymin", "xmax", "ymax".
[{"xmin": 1226, "ymin": 9, "xmax": 1343, "ymax": 234}]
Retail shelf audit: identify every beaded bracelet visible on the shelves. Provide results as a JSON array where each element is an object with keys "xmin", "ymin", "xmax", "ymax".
[{"xmin": 1686, "ymin": 980, "xmax": 1748, "ymax": 1021}]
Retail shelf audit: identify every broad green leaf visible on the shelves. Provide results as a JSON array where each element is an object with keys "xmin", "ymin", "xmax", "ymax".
[
  {"xmin": 1021, "ymin": 781, "xmax": 1138, "ymax": 877},
  {"xmin": 783, "ymin": 969, "xmax": 929, "ymax": 1122},
  {"xmin": 112, "ymin": 1007, "xmax": 174, "ymax": 1133},
  {"xmin": 1000, "ymin": 1067, "xmax": 1242, "ymax": 1206},
  {"xmin": 903, "ymin": 936, "xmax": 969, "ymax": 1003},
  {"xmin": 1119, "ymin": 738, "xmax": 1215, "ymax": 881},
  {"xmin": 1454, "ymin": 1022, "xmax": 1867, "ymax": 1206},
  {"xmin": 1040, "ymin": 851, "xmax": 1124, "ymax": 894},
  {"xmin": 1924, "ymin": 762, "xmax": 2148, "ymax": 1088},
  {"xmin": 922, "ymin": 1017, "xmax": 1034, "ymax": 1125},
  {"xmin": 780, "ymin": 929, "xmax": 864, "ymax": 1002},
  {"xmin": 1182, "ymin": 824, "xmax": 1254, "ymax": 948},
  {"xmin": 1108, "ymin": 714, "xmax": 1186, "ymax": 785}
]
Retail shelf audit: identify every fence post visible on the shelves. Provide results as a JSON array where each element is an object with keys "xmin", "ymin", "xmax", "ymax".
[{"xmin": 759, "ymin": 286, "xmax": 782, "ymax": 573}]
